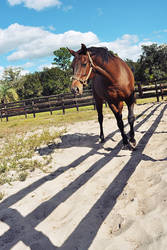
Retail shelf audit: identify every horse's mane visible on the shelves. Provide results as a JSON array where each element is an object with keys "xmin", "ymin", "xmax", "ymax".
[{"xmin": 87, "ymin": 46, "xmax": 115, "ymax": 63}]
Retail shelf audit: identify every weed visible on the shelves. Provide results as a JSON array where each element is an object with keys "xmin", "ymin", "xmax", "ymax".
[
  {"xmin": 19, "ymin": 172, "xmax": 28, "ymax": 182},
  {"xmin": 0, "ymin": 191, "xmax": 5, "ymax": 200},
  {"xmin": 0, "ymin": 128, "xmax": 65, "ymax": 185}
]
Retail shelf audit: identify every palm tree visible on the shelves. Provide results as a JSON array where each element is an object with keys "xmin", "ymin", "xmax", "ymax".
[{"xmin": 0, "ymin": 83, "xmax": 19, "ymax": 103}]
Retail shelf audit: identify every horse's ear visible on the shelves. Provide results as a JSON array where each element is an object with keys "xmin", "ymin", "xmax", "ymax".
[
  {"xmin": 81, "ymin": 44, "xmax": 87, "ymax": 54},
  {"xmin": 67, "ymin": 48, "xmax": 76, "ymax": 57}
]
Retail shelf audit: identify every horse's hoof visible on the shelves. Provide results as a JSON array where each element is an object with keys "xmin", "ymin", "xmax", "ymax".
[
  {"xmin": 122, "ymin": 143, "xmax": 135, "ymax": 151},
  {"xmin": 129, "ymin": 139, "xmax": 136, "ymax": 147},
  {"xmin": 100, "ymin": 138, "xmax": 105, "ymax": 143},
  {"xmin": 99, "ymin": 135, "xmax": 105, "ymax": 143}
]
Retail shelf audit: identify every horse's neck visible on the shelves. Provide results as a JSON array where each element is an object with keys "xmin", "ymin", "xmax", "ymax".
[
  {"xmin": 94, "ymin": 65, "xmax": 114, "ymax": 82},
  {"xmin": 93, "ymin": 57, "xmax": 116, "ymax": 83}
]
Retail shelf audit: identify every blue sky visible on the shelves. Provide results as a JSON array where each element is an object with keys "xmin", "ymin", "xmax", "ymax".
[{"xmin": 0, "ymin": 0, "xmax": 167, "ymax": 77}]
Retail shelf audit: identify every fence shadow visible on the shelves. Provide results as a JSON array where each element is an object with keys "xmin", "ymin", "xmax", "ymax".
[
  {"xmin": 0, "ymin": 103, "xmax": 165, "ymax": 249},
  {"xmin": 60, "ymin": 103, "xmax": 167, "ymax": 250}
]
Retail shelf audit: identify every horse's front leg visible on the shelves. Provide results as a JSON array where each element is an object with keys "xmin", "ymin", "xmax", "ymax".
[
  {"xmin": 98, "ymin": 112, "xmax": 104, "ymax": 143},
  {"xmin": 95, "ymin": 97, "xmax": 104, "ymax": 143}
]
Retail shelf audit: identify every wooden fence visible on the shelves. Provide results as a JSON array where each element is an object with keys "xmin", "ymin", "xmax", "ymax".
[{"xmin": 1, "ymin": 79, "xmax": 167, "ymax": 121}]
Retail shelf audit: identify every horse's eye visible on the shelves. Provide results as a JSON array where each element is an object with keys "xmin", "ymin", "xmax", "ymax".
[{"xmin": 82, "ymin": 63, "xmax": 87, "ymax": 67}]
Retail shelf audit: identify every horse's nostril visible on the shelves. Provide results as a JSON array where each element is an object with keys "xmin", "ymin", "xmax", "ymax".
[
  {"xmin": 75, "ymin": 87, "xmax": 79, "ymax": 93},
  {"xmin": 71, "ymin": 87, "xmax": 79, "ymax": 95}
]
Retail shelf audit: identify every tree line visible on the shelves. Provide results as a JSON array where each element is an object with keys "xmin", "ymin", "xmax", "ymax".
[{"xmin": 0, "ymin": 44, "xmax": 167, "ymax": 103}]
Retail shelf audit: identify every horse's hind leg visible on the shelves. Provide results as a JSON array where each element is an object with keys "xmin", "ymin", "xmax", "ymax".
[
  {"xmin": 95, "ymin": 97, "xmax": 104, "ymax": 143},
  {"xmin": 125, "ymin": 92, "xmax": 136, "ymax": 147},
  {"xmin": 127, "ymin": 102, "xmax": 136, "ymax": 147}
]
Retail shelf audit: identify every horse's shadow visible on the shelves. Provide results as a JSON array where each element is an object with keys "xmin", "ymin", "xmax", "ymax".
[{"xmin": 36, "ymin": 132, "xmax": 116, "ymax": 156}]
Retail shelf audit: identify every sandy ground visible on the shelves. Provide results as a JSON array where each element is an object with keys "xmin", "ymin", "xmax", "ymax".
[{"xmin": 0, "ymin": 101, "xmax": 167, "ymax": 250}]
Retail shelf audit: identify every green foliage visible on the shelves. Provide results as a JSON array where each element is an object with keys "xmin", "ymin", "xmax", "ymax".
[
  {"xmin": 1, "ymin": 44, "xmax": 167, "ymax": 100},
  {"xmin": 17, "ymin": 48, "xmax": 73, "ymax": 99},
  {"xmin": 39, "ymin": 67, "xmax": 71, "ymax": 96},
  {"xmin": 136, "ymin": 44, "xmax": 167, "ymax": 82},
  {"xmin": 0, "ymin": 67, "xmax": 21, "ymax": 103},
  {"xmin": 0, "ymin": 83, "xmax": 19, "ymax": 103},
  {"xmin": 109, "ymin": 50, "xmax": 118, "ymax": 56},
  {"xmin": 17, "ymin": 72, "xmax": 43, "ymax": 99},
  {"xmin": 125, "ymin": 59, "xmax": 140, "ymax": 75},
  {"xmin": 53, "ymin": 47, "xmax": 71, "ymax": 70},
  {"xmin": 2, "ymin": 67, "xmax": 22, "ymax": 88},
  {"xmin": 0, "ymin": 128, "xmax": 65, "ymax": 185}
]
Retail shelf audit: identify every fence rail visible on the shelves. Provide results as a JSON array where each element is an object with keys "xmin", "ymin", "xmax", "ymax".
[{"xmin": 1, "ymin": 79, "xmax": 167, "ymax": 121}]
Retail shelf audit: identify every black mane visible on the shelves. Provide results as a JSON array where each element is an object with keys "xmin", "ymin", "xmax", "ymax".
[{"xmin": 87, "ymin": 46, "xmax": 115, "ymax": 62}]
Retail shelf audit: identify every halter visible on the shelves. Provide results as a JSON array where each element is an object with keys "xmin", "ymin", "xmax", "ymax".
[
  {"xmin": 71, "ymin": 52, "xmax": 95, "ymax": 86},
  {"xmin": 71, "ymin": 51, "xmax": 114, "ymax": 85}
]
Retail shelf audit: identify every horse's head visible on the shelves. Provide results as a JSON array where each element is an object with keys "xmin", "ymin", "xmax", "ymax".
[{"xmin": 68, "ymin": 44, "xmax": 95, "ymax": 95}]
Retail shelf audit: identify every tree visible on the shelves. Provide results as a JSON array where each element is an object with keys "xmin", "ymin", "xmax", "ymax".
[
  {"xmin": 53, "ymin": 47, "xmax": 71, "ymax": 70},
  {"xmin": 40, "ymin": 67, "xmax": 71, "ymax": 96},
  {"xmin": 136, "ymin": 44, "xmax": 167, "ymax": 82},
  {"xmin": 2, "ymin": 67, "xmax": 22, "ymax": 89},
  {"xmin": 0, "ymin": 67, "xmax": 22, "ymax": 103},
  {"xmin": 17, "ymin": 72, "xmax": 43, "ymax": 99},
  {"xmin": 0, "ymin": 83, "xmax": 19, "ymax": 103}
]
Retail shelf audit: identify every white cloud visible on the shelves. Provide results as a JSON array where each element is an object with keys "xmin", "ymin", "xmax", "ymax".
[
  {"xmin": 0, "ymin": 23, "xmax": 49, "ymax": 54},
  {"xmin": 22, "ymin": 62, "xmax": 34, "ymax": 68},
  {"xmin": 0, "ymin": 23, "xmax": 99, "ymax": 61},
  {"xmin": 0, "ymin": 23, "xmax": 156, "ymax": 73},
  {"xmin": 95, "ymin": 34, "xmax": 152, "ymax": 61},
  {"xmin": 38, "ymin": 63, "xmax": 56, "ymax": 71},
  {"xmin": 8, "ymin": 0, "xmax": 62, "ymax": 11}
]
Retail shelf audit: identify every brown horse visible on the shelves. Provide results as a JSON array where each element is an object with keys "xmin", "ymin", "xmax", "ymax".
[{"xmin": 68, "ymin": 44, "xmax": 136, "ymax": 150}]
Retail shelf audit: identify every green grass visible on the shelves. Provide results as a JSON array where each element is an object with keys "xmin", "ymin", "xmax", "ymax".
[
  {"xmin": 0, "ymin": 128, "xmax": 65, "ymax": 185},
  {"xmin": 0, "ymin": 105, "xmax": 106, "ymax": 186},
  {"xmin": 136, "ymin": 97, "xmax": 157, "ymax": 104},
  {"xmin": 0, "ymin": 106, "xmax": 100, "ymax": 138}
]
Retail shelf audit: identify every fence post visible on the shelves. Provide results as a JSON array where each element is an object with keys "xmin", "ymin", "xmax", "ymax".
[
  {"xmin": 32, "ymin": 99, "xmax": 36, "ymax": 118},
  {"xmin": 0, "ymin": 108, "xmax": 2, "ymax": 122},
  {"xmin": 137, "ymin": 82, "xmax": 143, "ymax": 98},
  {"xmin": 5, "ymin": 104, "xmax": 8, "ymax": 122},
  {"xmin": 61, "ymin": 95, "xmax": 65, "ymax": 114},
  {"xmin": 159, "ymin": 83, "xmax": 164, "ymax": 100},
  {"xmin": 0, "ymin": 103, "xmax": 3, "ymax": 122},
  {"xmin": 24, "ymin": 101, "xmax": 27, "ymax": 119},
  {"xmin": 48, "ymin": 97, "xmax": 53, "ymax": 115},
  {"xmin": 155, "ymin": 81, "xmax": 159, "ymax": 102}
]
